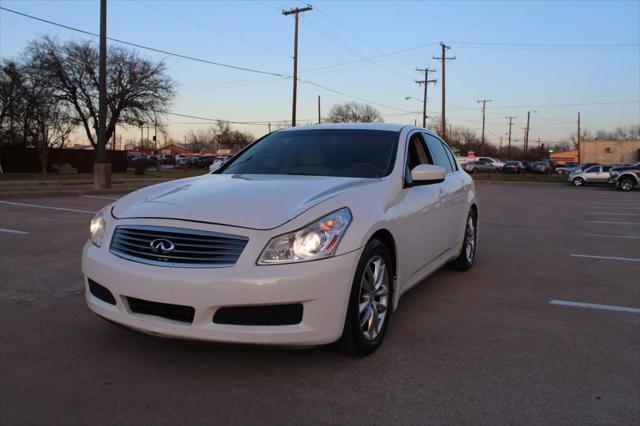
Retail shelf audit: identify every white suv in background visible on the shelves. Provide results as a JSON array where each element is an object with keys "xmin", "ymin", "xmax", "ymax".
[{"xmin": 477, "ymin": 157, "xmax": 505, "ymax": 168}]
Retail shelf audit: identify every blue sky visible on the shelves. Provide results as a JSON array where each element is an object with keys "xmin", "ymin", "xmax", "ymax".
[{"xmin": 1, "ymin": 0, "xmax": 639, "ymax": 145}]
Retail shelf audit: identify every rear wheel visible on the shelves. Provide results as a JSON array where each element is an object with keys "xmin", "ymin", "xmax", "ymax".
[
  {"xmin": 619, "ymin": 176, "xmax": 635, "ymax": 191},
  {"xmin": 448, "ymin": 210, "xmax": 477, "ymax": 271},
  {"xmin": 573, "ymin": 177, "xmax": 585, "ymax": 187},
  {"xmin": 339, "ymin": 240, "xmax": 392, "ymax": 356}
]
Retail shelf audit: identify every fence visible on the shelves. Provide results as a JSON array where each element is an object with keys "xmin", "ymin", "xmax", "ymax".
[{"xmin": 0, "ymin": 147, "xmax": 127, "ymax": 173}]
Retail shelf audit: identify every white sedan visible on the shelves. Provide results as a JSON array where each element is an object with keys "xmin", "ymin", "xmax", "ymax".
[{"xmin": 83, "ymin": 123, "xmax": 478, "ymax": 356}]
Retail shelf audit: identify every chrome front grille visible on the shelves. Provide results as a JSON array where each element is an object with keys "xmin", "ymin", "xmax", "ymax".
[{"xmin": 109, "ymin": 225, "xmax": 248, "ymax": 268}]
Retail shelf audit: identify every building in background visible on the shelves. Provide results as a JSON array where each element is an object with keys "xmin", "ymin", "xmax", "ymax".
[{"xmin": 579, "ymin": 139, "xmax": 640, "ymax": 164}]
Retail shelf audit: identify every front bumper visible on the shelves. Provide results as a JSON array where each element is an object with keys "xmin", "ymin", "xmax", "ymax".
[{"xmin": 82, "ymin": 229, "xmax": 362, "ymax": 346}]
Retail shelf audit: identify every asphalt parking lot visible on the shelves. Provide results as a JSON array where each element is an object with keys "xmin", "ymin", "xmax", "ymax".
[{"xmin": 1, "ymin": 182, "xmax": 639, "ymax": 425}]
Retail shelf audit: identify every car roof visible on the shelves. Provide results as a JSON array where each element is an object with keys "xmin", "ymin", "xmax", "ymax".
[{"xmin": 277, "ymin": 122, "xmax": 410, "ymax": 133}]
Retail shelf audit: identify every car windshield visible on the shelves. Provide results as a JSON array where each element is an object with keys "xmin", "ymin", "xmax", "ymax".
[
  {"xmin": 505, "ymin": 161, "xmax": 519, "ymax": 166},
  {"xmin": 220, "ymin": 129, "xmax": 399, "ymax": 178}
]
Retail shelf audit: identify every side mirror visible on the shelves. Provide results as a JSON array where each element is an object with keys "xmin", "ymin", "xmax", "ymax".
[{"xmin": 410, "ymin": 164, "xmax": 446, "ymax": 185}]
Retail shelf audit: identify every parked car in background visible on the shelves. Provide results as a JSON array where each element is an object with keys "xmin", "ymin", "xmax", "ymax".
[
  {"xmin": 554, "ymin": 162, "xmax": 580, "ymax": 175},
  {"xmin": 186, "ymin": 156, "xmax": 206, "ymax": 168},
  {"xmin": 531, "ymin": 161, "xmax": 553, "ymax": 174},
  {"xmin": 519, "ymin": 161, "xmax": 532, "ymax": 173},
  {"xmin": 477, "ymin": 156, "xmax": 505, "ymax": 168},
  {"xmin": 175, "ymin": 154, "xmax": 188, "ymax": 166},
  {"xmin": 572, "ymin": 162, "xmax": 600, "ymax": 173},
  {"xmin": 464, "ymin": 159, "xmax": 500, "ymax": 174},
  {"xmin": 502, "ymin": 161, "xmax": 526, "ymax": 174},
  {"xmin": 83, "ymin": 124, "xmax": 478, "ymax": 356},
  {"xmin": 160, "ymin": 154, "xmax": 173, "ymax": 165},
  {"xmin": 146, "ymin": 155, "xmax": 160, "ymax": 168},
  {"xmin": 209, "ymin": 156, "xmax": 231, "ymax": 172},
  {"xmin": 568, "ymin": 165, "xmax": 613, "ymax": 186},
  {"xmin": 609, "ymin": 162, "xmax": 640, "ymax": 191}
]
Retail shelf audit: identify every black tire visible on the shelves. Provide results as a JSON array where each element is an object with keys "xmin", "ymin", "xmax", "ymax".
[
  {"xmin": 339, "ymin": 239, "xmax": 393, "ymax": 357},
  {"xmin": 573, "ymin": 177, "xmax": 585, "ymax": 187},
  {"xmin": 448, "ymin": 210, "xmax": 478, "ymax": 271},
  {"xmin": 618, "ymin": 176, "xmax": 635, "ymax": 192}
]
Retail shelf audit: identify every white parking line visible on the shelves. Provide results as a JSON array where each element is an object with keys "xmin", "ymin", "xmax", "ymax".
[
  {"xmin": 571, "ymin": 254, "xmax": 640, "ymax": 262},
  {"xmin": 589, "ymin": 206, "xmax": 640, "ymax": 210},
  {"xmin": 82, "ymin": 195, "xmax": 119, "ymax": 200},
  {"xmin": 550, "ymin": 300, "xmax": 640, "ymax": 314},
  {"xmin": 0, "ymin": 227, "xmax": 29, "ymax": 235},
  {"xmin": 0, "ymin": 201, "xmax": 94, "ymax": 214},
  {"xmin": 584, "ymin": 220, "xmax": 639, "ymax": 225},
  {"xmin": 587, "ymin": 212, "xmax": 640, "ymax": 216},
  {"xmin": 580, "ymin": 233, "xmax": 640, "ymax": 239}
]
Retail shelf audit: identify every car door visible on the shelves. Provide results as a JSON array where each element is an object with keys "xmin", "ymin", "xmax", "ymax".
[
  {"xmin": 424, "ymin": 133, "xmax": 467, "ymax": 250},
  {"xmin": 583, "ymin": 165, "xmax": 601, "ymax": 182},
  {"xmin": 394, "ymin": 132, "xmax": 451, "ymax": 287},
  {"xmin": 597, "ymin": 166, "xmax": 612, "ymax": 182}
]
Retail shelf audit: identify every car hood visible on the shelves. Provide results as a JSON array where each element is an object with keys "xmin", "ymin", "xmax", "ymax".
[{"xmin": 112, "ymin": 174, "xmax": 377, "ymax": 230}]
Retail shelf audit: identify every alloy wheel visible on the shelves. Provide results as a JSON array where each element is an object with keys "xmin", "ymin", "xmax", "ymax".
[
  {"xmin": 358, "ymin": 255, "xmax": 389, "ymax": 341},
  {"xmin": 620, "ymin": 179, "xmax": 634, "ymax": 191},
  {"xmin": 465, "ymin": 216, "xmax": 476, "ymax": 263}
]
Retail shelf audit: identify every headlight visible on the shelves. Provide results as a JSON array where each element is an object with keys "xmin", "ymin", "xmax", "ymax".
[
  {"xmin": 257, "ymin": 208, "xmax": 352, "ymax": 265},
  {"xmin": 89, "ymin": 210, "xmax": 107, "ymax": 247},
  {"xmin": 610, "ymin": 171, "xmax": 620, "ymax": 177}
]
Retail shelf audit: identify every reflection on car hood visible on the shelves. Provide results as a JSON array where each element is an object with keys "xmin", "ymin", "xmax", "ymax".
[{"xmin": 112, "ymin": 174, "xmax": 377, "ymax": 230}]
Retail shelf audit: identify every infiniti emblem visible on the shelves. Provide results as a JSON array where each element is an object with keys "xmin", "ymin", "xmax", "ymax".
[{"xmin": 149, "ymin": 239, "xmax": 176, "ymax": 254}]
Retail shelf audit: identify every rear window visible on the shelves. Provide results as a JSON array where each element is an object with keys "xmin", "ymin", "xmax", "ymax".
[{"xmin": 220, "ymin": 129, "xmax": 399, "ymax": 178}]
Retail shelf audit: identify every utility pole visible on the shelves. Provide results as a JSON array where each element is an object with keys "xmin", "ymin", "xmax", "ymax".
[
  {"xmin": 282, "ymin": 5, "xmax": 313, "ymax": 127},
  {"xmin": 95, "ymin": 0, "xmax": 110, "ymax": 189},
  {"xmin": 477, "ymin": 99, "xmax": 491, "ymax": 155},
  {"xmin": 524, "ymin": 111, "xmax": 530, "ymax": 154},
  {"xmin": 523, "ymin": 110, "xmax": 537, "ymax": 157},
  {"xmin": 505, "ymin": 116, "xmax": 516, "ymax": 160},
  {"xmin": 268, "ymin": 123, "xmax": 272, "ymax": 133},
  {"xmin": 317, "ymin": 95, "xmax": 321, "ymax": 124},
  {"xmin": 433, "ymin": 42, "xmax": 455, "ymax": 140},
  {"xmin": 415, "ymin": 67, "xmax": 436, "ymax": 128},
  {"xmin": 577, "ymin": 112, "xmax": 581, "ymax": 163}
]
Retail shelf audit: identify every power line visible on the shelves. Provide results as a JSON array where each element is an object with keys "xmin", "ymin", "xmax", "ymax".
[
  {"xmin": 0, "ymin": 6, "xmax": 475, "ymax": 119},
  {"xmin": 449, "ymin": 100, "xmax": 639, "ymax": 111},
  {"xmin": 0, "ymin": 6, "xmax": 285, "ymax": 77},
  {"xmin": 301, "ymin": 43, "xmax": 438, "ymax": 74},
  {"xmin": 138, "ymin": 1, "xmax": 290, "ymax": 58},
  {"xmin": 298, "ymin": 79, "xmax": 416, "ymax": 114}
]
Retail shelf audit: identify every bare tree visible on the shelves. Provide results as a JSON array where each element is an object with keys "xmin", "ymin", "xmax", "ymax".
[
  {"xmin": 0, "ymin": 61, "xmax": 27, "ymax": 145},
  {"xmin": 187, "ymin": 128, "xmax": 214, "ymax": 152},
  {"xmin": 26, "ymin": 36, "xmax": 175, "ymax": 154},
  {"xmin": 326, "ymin": 101, "xmax": 383, "ymax": 123}
]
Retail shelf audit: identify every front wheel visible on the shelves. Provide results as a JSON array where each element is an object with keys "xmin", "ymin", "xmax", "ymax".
[
  {"xmin": 619, "ymin": 176, "xmax": 635, "ymax": 191},
  {"xmin": 573, "ymin": 177, "xmax": 585, "ymax": 187},
  {"xmin": 339, "ymin": 240, "xmax": 393, "ymax": 356},
  {"xmin": 448, "ymin": 210, "xmax": 478, "ymax": 271}
]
